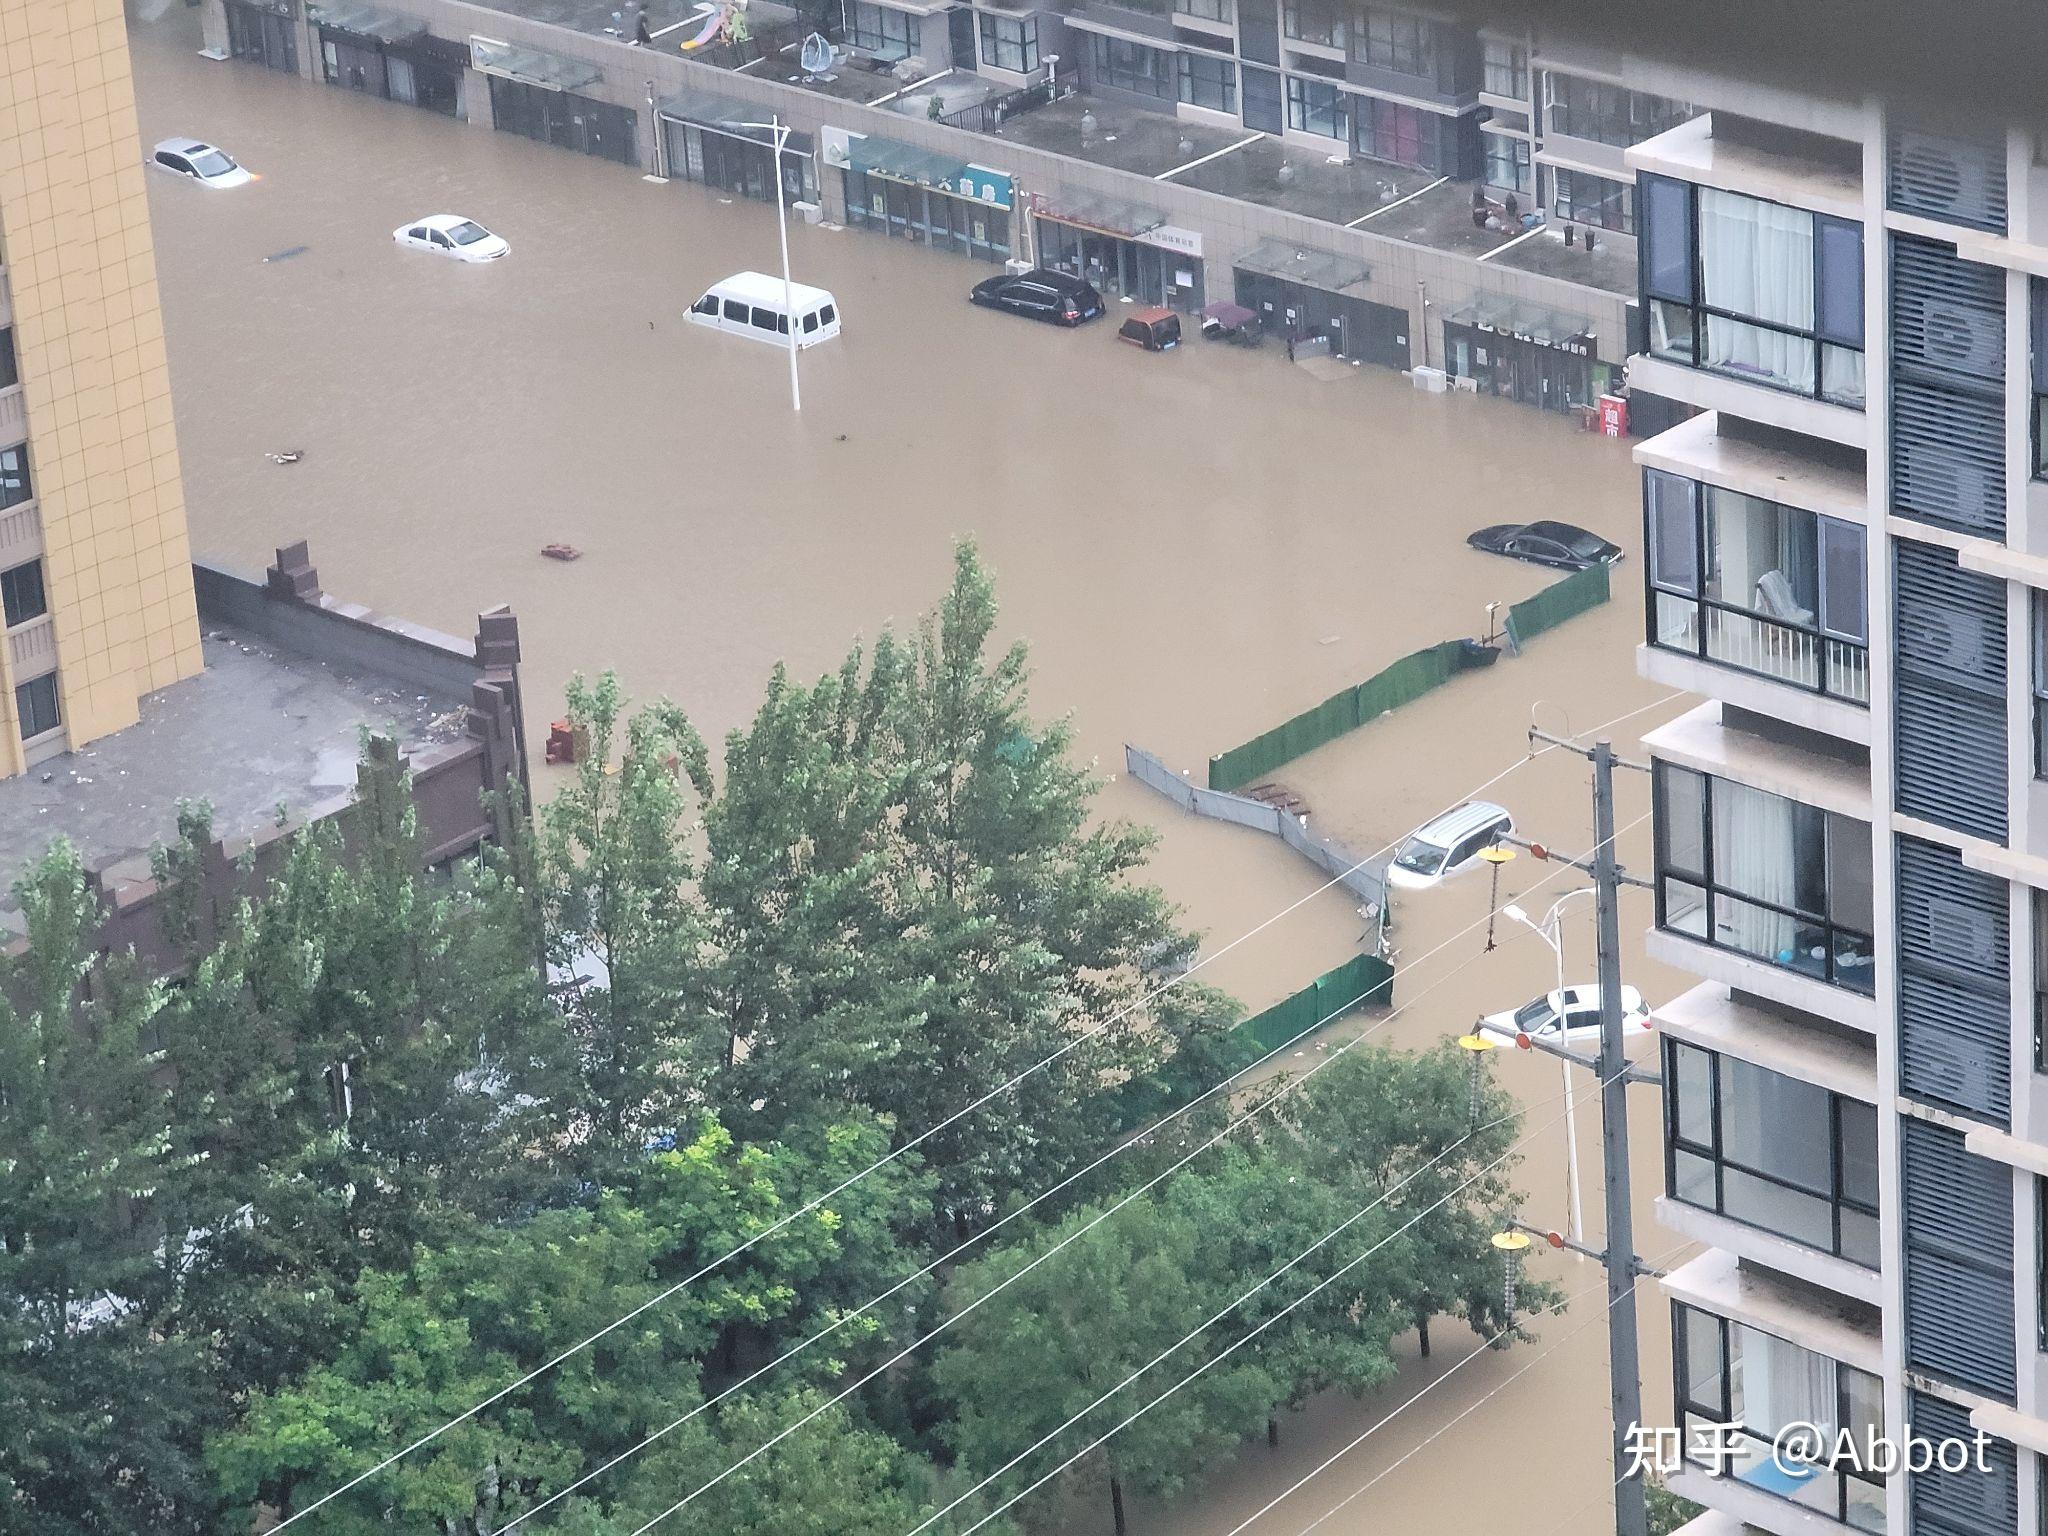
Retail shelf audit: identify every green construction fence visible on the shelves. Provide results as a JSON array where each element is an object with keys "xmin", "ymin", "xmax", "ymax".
[
  {"xmin": 1503, "ymin": 561, "xmax": 1610, "ymax": 653},
  {"xmin": 1108, "ymin": 952, "xmax": 1395, "ymax": 1130},
  {"xmin": 1207, "ymin": 639, "xmax": 1497, "ymax": 791}
]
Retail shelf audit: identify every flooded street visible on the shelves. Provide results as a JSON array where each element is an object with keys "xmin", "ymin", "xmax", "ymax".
[{"xmin": 131, "ymin": 14, "xmax": 1695, "ymax": 1533}]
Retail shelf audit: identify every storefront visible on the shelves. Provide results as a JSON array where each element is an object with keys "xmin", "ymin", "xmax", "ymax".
[
  {"xmin": 305, "ymin": 4, "xmax": 437, "ymax": 102},
  {"xmin": 224, "ymin": 0, "xmax": 299, "ymax": 74},
  {"xmin": 830, "ymin": 133, "xmax": 1014, "ymax": 265},
  {"xmin": 1442, "ymin": 298, "xmax": 1601, "ymax": 414},
  {"xmin": 1031, "ymin": 193, "xmax": 1205, "ymax": 312},
  {"xmin": 470, "ymin": 37, "xmax": 638, "ymax": 167},
  {"xmin": 660, "ymin": 91, "xmax": 818, "ymax": 205},
  {"xmin": 1230, "ymin": 239, "xmax": 1409, "ymax": 370}
]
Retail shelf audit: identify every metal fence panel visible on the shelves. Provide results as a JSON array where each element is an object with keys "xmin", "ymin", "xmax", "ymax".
[{"xmin": 1503, "ymin": 562, "xmax": 1611, "ymax": 654}]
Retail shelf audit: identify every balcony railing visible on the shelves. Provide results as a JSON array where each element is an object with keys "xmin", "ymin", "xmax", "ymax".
[
  {"xmin": 938, "ymin": 76, "xmax": 1074, "ymax": 133},
  {"xmin": 1651, "ymin": 592, "xmax": 1869, "ymax": 704},
  {"xmin": 8, "ymin": 613, "xmax": 55, "ymax": 677},
  {"xmin": 1660, "ymin": 883, "xmax": 1875, "ymax": 995},
  {"xmin": 0, "ymin": 386, "xmax": 25, "ymax": 447}
]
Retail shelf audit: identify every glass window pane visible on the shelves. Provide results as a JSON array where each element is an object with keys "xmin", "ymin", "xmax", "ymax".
[
  {"xmin": 1837, "ymin": 1098, "xmax": 1879, "ymax": 1205},
  {"xmin": 1680, "ymin": 1305, "xmax": 1724, "ymax": 1411},
  {"xmin": 1672, "ymin": 1042, "xmax": 1714, "ymax": 1147},
  {"xmin": 1722, "ymin": 1059, "xmax": 1829, "ymax": 1189},
  {"xmin": 1815, "ymin": 216, "xmax": 1865, "ymax": 345},
  {"xmin": 1818, "ymin": 518, "xmax": 1867, "ymax": 643},
  {"xmin": 1700, "ymin": 188, "xmax": 1814, "ymax": 331},
  {"xmin": 1724, "ymin": 1168, "xmax": 1835, "ymax": 1248},
  {"xmin": 1657, "ymin": 764, "xmax": 1706, "ymax": 878},
  {"xmin": 1822, "ymin": 344, "xmax": 1866, "ymax": 409},
  {"xmin": 1703, "ymin": 313, "xmax": 1816, "ymax": 394},
  {"xmin": 1647, "ymin": 471, "xmax": 1700, "ymax": 592},
  {"xmin": 1643, "ymin": 175, "xmax": 1694, "ymax": 302},
  {"xmin": 1674, "ymin": 1147, "xmax": 1717, "ymax": 1207},
  {"xmin": 1825, "ymin": 814, "xmax": 1873, "ymax": 932},
  {"xmin": 1839, "ymin": 1206, "xmax": 1880, "ymax": 1267},
  {"xmin": 1730, "ymin": 1325, "xmax": 1836, "ymax": 1438}
]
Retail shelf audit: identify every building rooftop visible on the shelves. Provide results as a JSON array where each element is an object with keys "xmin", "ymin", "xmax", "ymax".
[
  {"xmin": 985, "ymin": 92, "xmax": 1247, "ymax": 179},
  {"xmin": 0, "ymin": 627, "xmax": 465, "ymax": 930},
  {"xmin": 1488, "ymin": 224, "xmax": 1636, "ymax": 295}
]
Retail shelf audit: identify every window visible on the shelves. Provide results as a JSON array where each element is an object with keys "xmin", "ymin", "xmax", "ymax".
[
  {"xmin": 1352, "ymin": 7, "xmax": 1429, "ymax": 76},
  {"xmin": 1088, "ymin": 33, "xmax": 1172, "ymax": 99},
  {"xmin": 1674, "ymin": 1304, "xmax": 1886, "ymax": 1532},
  {"xmin": 1174, "ymin": 0, "xmax": 1233, "ymax": 22},
  {"xmin": 1483, "ymin": 134, "xmax": 1531, "ymax": 195},
  {"xmin": 1282, "ymin": 0, "xmax": 1345, "ymax": 48},
  {"xmin": 2033, "ymin": 277, "xmax": 2048, "ymax": 479},
  {"xmin": 14, "ymin": 672, "xmax": 58, "ymax": 742},
  {"xmin": 722, "ymin": 298, "xmax": 747, "ymax": 322},
  {"xmin": 1547, "ymin": 75, "xmax": 1689, "ymax": 146},
  {"xmin": 2036, "ymin": 593, "xmax": 2048, "ymax": 779},
  {"xmin": 0, "ymin": 560, "xmax": 45, "ymax": 629},
  {"xmin": 1552, "ymin": 168, "xmax": 1633, "ymax": 234},
  {"xmin": 819, "ymin": 304, "xmax": 836, "ymax": 325},
  {"xmin": 1646, "ymin": 470, "xmax": 1868, "ymax": 702},
  {"xmin": 1285, "ymin": 76, "xmax": 1346, "ymax": 139},
  {"xmin": 1641, "ymin": 176, "xmax": 1866, "ymax": 408},
  {"xmin": 0, "ymin": 327, "xmax": 16, "ymax": 392},
  {"xmin": 848, "ymin": 0, "xmax": 919, "ymax": 59},
  {"xmin": 749, "ymin": 306, "xmax": 779, "ymax": 332},
  {"xmin": 1482, "ymin": 37, "xmax": 1526, "ymax": 98},
  {"xmin": 691, "ymin": 295, "xmax": 718, "ymax": 315},
  {"xmin": 0, "ymin": 445, "xmax": 29, "ymax": 512},
  {"xmin": 1178, "ymin": 51, "xmax": 1236, "ymax": 114},
  {"xmin": 1654, "ymin": 762, "xmax": 1875, "ymax": 994},
  {"xmin": 1666, "ymin": 1040, "xmax": 1879, "ymax": 1264},
  {"xmin": 1356, "ymin": 96, "xmax": 1442, "ymax": 171},
  {"xmin": 978, "ymin": 13, "xmax": 1038, "ymax": 73}
]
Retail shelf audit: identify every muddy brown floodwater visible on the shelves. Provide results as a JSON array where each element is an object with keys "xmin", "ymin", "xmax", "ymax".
[{"xmin": 130, "ymin": 11, "xmax": 1698, "ymax": 1533}]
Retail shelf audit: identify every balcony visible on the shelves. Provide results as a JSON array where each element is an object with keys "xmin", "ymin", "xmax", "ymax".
[
  {"xmin": 0, "ymin": 385, "xmax": 24, "ymax": 448},
  {"xmin": 1666, "ymin": 1251, "xmax": 1885, "ymax": 1536},
  {"xmin": 1648, "ymin": 707, "xmax": 1877, "ymax": 1029},
  {"xmin": 7, "ymin": 614, "xmax": 55, "ymax": 678}
]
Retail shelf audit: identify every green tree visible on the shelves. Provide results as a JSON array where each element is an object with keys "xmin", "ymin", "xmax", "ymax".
[
  {"xmin": 541, "ymin": 671, "xmax": 714, "ymax": 1166},
  {"xmin": 0, "ymin": 842, "xmax": 216, "ymax": 1532}
]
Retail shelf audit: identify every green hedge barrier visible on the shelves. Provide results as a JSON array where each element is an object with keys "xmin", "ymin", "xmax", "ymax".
[
  {"xmin": 1503, "ymin": 561, "xmax": 1610, "ymax": 653},
  {"xmin": 1208, "ymin": 639, "xmax": 1495, "ymax": 791}
]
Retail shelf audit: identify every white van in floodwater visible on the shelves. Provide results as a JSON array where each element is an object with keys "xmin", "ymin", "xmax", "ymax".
[{"xmin": 687, "ymin": 272, "xmax": 841, "ymax": 350}]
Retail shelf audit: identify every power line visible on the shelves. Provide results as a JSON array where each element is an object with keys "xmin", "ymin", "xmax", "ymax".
[
  {"xmin": 490, "ymin": 832, "xmax": 1581, "ymax": 1531},
  {"xmin": 906, "ymin": 1068, "xmax": 1639, "ymax": 1536},
  {"xmin": 279, "ymin": 689, "xmax": 1683, "ymax": 1529},
  {"xmin": 1259, "ymin": 1240, "xmax": 1698, "ymax": 1536},
  {"xmin": 577, "ymin": 818, "xmax": 1649, "ymax": 1536}
]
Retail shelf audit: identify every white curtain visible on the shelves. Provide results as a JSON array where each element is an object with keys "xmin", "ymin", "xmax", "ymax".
[
  {"xmin": 1699, "ymin": 189, "xmax": 1814, "ymax": 388},
  {"xmin": 1713, "ymin": 780, "xmax": 1797, "ymax": 960}
]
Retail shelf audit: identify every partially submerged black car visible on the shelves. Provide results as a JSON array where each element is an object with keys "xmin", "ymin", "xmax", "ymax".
[
  {"xmin": 969, "ymin": 268, "xmax": 1105, "ymax": 326},
  {"xmin": 1466, "ymin": 520, "xmax": 1623, "ymax": 571}
]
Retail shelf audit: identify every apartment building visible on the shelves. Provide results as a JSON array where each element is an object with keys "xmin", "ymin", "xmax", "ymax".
[
  {"xmin": 1622, "ymin": 55, "xmax": 2048, "ymax": 1536},
  {"xmin": 0, "ymin": 0, "xmax": 204, "ymax": 776}
]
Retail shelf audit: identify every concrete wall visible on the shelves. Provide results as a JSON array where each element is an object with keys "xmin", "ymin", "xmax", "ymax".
[{"xmin": 257, "ymin": 0, "xmax": 1633, "ymax": 368}]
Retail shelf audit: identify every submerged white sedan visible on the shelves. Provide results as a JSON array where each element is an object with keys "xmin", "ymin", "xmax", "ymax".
[
  {"xmin": 392, "ymin": 214, "xmax": 509, "ymax": 263},
  {"xmin": 1477, "ymin": 985, "xmax": 1653, "ymax": 1047},
  {"xmin": 150, "ymin": 138, "xmax": 253, "ymax": 189}
]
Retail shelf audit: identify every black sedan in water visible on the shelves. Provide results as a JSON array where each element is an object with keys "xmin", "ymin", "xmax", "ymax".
[
  {"xmin": 1466, "ymin": 520, "xmax": 1623, "ymax": 571},
  {"xmin": 969, "ymin": 269, "xmax": 1105, "ymax": 326}
]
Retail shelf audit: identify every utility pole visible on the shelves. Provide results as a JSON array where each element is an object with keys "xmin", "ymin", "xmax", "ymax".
[{"xmin": 1511, "ymin": 731, "xmax": 1653, "ymax": 1536}]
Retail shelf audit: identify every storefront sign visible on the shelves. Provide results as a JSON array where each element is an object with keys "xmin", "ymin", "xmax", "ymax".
[
  {"xmin": 819, "ymin": 125, "xmax": 856, "ymax": 171},
  {"xmin": 1138, "ymin": 224, "xmax": 1204, "ymax": 257},
  {"xmin": 953, "ymin": 164, "xmax": 1014, "ymax": 210}
]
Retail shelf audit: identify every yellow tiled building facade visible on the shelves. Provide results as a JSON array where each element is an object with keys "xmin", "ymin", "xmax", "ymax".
[{"xmin": 0, "ymin": 0, "xmax": 202, "ymax": 777}]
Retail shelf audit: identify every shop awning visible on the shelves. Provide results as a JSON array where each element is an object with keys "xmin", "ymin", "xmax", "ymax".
[
  {"xmin": 1232, "ymin": 238, "xmax": 1371, "ymax": 295},
  {"xmin": 659, "ymin": 89, "xmax": 815, "ymax": 155},
  {"xmin": 468, "ymin": 35, "xmax": 603, "ymax": 93},
  {"xmin": 1445, "ymin": 295, "xmax": 1596, "ymax": 351},
  {"xmin": 306, "ymin": 2, "xmax": 426, "ymax": 42},
  {"xmin": 847, "ymin": 137, "xmax": 1012, "ymax": 208},
  {"xmin": 1033, "ymin": 191, "xmax": 1165, "ymax": 240}
]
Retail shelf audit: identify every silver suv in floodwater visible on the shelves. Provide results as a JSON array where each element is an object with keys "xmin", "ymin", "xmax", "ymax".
[{"xmin": 1386, "ymin": 801, "xmax": 1514, "ymax": 890}]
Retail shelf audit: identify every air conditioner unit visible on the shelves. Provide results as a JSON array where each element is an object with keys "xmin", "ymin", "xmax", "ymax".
[
  {"xmin": 1926, "ymin": 897, "xmax": 1998, "ymax": 969},
  {"xmin": 1898, "ymin": 441, "xmax": 1993, "ymax": 532},
  {"xmin": 1916, "ymin": 298, "xmax": 2001, "ymax": 375}
]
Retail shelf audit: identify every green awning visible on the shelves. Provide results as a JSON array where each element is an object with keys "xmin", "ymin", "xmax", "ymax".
[
  {"xmin": 468, "ymin": 35, "xmax": 603, "ymax": 93},
  {"xmin": 1034, "ymin": 192, "xmax": 1164, "ymax": 239},
  {"xmin": 306, "ymin": 2, "xmax": 425, "ymax": 42},
  {"xmin": 848, "ymin": 137, "xmax": 968, "ymax": 187},
  {"xmin": 1232, "ymin": 238, "xmax": 1371, "ymax": 295}
]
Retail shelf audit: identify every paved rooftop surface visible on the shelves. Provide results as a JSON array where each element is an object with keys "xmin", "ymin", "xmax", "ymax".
[
  {"xmin": 0, "ymin": 629, "xmax": 465, "ymax": 922},
  {"xmin": 1489, "ymin": 224, "xmax": 1637, "ymax": 296},
  {"xmin": 987, "ymin": 92, "xmax": 1247, "ymax": 178},
  {"xmin": 1344, "ymin": 173, "xmax": 1520, "ymax": 255}
]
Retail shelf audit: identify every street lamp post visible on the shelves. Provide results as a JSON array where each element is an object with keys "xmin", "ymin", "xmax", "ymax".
[
  {"xmin": 1503, "ymin": 889, "xmax": 1594, "ymax": 1247},
  {"xmin": 739, "ymin": 115, "xmax": 802, "ymax": 412}
]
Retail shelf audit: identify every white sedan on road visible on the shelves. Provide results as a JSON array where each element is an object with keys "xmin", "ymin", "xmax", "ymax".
[
  {"xmin": 1477, "ymin": 985, "xmax": 1653, "ymax": 1047},
  {"xmin": 150, "ymin": 138, "xmax": 253, "ymax": 189},
  {"xmin": 392, "ymin": 214, "xmax": 509, "ymax": 263}
]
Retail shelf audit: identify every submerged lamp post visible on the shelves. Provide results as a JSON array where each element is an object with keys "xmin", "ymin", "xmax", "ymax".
[
  {"xmin": 739, "ymin": 114, "xmax": 802, "ymax": 413},
  {"xmin": 1502, "ymin": 891, "xmax": 1595, "ymax": 1249}
]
